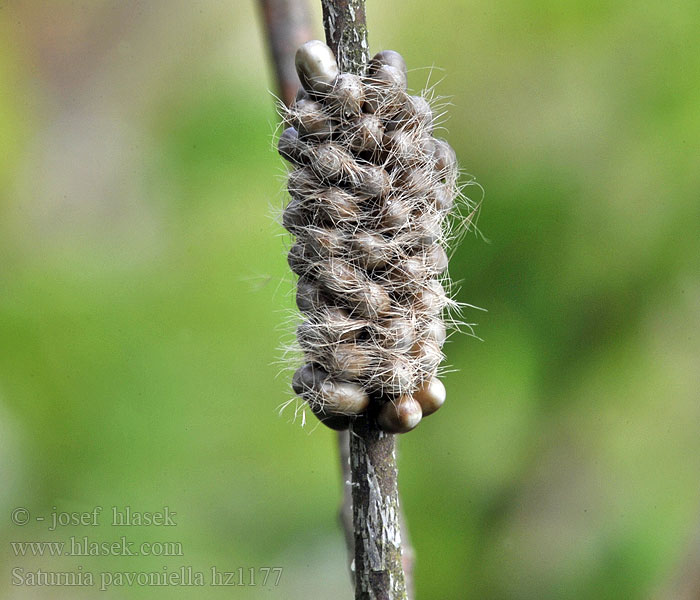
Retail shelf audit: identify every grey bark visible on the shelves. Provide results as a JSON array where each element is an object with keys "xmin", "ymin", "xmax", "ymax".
[
  {"xmin": 321, "ymin": 0, "xmax": 370, "ymax": 74},
  {"xmin": 339, "ymin": 429, "xmax": 415, "ymax": 597},
  {"xmin": 348, "ymin": 417, "xmax": 407, "ymax": 599}
]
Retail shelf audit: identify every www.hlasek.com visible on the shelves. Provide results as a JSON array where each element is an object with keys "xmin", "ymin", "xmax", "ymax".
[
  {"xmin": 12, "ymin": 537, "xmax": 183, "ymax": 557},
  {"xmin": 11, "ymin": 566, "xmax": 284, "ymax": 590}
]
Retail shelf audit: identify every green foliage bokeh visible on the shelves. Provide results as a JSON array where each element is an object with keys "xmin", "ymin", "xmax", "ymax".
[{"xmin": 0, "ymin": 2, "xmax": 698, "ymax": 598}]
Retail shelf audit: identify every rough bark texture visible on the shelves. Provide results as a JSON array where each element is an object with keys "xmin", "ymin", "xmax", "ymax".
[
  {"xmin": 319, "ymin": 4, "xmax": 407, "ymax": 598},
  {"xmin": 339, "ymin": 427, "xmax": 415, "ymax": 599},
  {"xmin": 321, "ymin": 0, "xmax": 370, "ymax": 74},
  {"xmin": 349, "ymin": 417, "xmax": 407, "ymax": 599},
  {"xmin": 258, "ymin": 0, "xmax": 314, "ymax": 106}
]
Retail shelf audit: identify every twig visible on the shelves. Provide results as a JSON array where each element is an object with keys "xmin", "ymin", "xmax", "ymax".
[
  {"xmin": 320, "ymin": 4, "xmax": 408, "ymax": 598},
  {"xmin": 339, "ymin": 424, "xmax": 415, "ymax": 598},
  {"xmin": 258, "ymin": 3, "xmax": 413, "ymax": 596},
  {"xmin": 320, "ymin": 0, "xmax": 370, "ymax": 73},
  {"xmin": 258, "ymin": 0, "xmax": 314, "ymax": 107},
  {"xmin": 255, "ymin": 2, "xmax": 363, "ymax": 588}
]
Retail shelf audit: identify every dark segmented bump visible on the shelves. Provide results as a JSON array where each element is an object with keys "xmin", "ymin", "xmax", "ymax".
[
  {"xmin": 377, "ymin": 394, "xmax": 422, "ymax": 433},
  {"xmin": 413, "ymin": 377, "xmax": 446, "ymax": 417},
  {"xmin": 369, "ymin": 50, "xmax": 408, "ymax": 78},
  {"xmin": 295, "ymin": 40, "xmax": 339, "ymax": 94}
]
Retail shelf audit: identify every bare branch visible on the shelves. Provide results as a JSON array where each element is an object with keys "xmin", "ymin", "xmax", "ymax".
[
  {"xmin": 262, "ymin": 3, "xmax": 412, "ymax": 597},
  {"xmin": 319, "ymin": 3, "xmax": 408, "ymax": 597},
  {"xmin": 258, "ymin": 0, "xmax": 314, "ymax": 106},
  {"xmin": 320, "ymin": 0, "xmax": 370, "ymax": 74}
]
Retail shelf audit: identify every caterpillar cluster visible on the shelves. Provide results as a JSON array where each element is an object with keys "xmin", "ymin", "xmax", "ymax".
[{"xmin": 278, "ymin": 40, "xmax": 466, "ymax": 434}]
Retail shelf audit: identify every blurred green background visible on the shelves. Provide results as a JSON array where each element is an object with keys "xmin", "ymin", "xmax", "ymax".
[{"xmin": 1, "ymin": 1, "xmax": 698, "ymax": 598}]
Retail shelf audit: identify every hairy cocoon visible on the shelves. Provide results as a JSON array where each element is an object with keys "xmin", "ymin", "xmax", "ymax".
[{"xmin": 279, "ymin": 41, "xmax": 471, "ymax": 432}]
